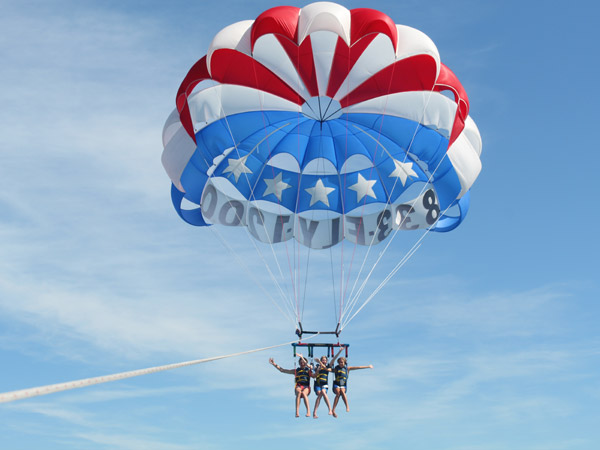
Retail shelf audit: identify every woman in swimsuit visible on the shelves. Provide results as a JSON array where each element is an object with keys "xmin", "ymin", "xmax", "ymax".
[
  {"xmin": 331, "ymin": 356, "xmax": 373, "ymax": 418},
  {"xmin": 270, "ymin": 354, "xmax": 313, "ymax": 417}
]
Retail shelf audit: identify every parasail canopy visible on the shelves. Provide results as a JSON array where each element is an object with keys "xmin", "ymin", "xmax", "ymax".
[{"xmin": 162, "ymin": 2, "xmax": 483, "ymax": 331}]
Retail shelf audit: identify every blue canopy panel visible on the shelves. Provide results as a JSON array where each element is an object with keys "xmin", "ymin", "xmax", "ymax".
[
  {"xmin": 194, "ymin": 111, "xmax": 301, "ymax": 163},
  {"xmin": 302, "ymin": 124, "xmax": 337, "ymax": 168},
  {"xmin": 171, "ymin": 183, "xmax": 210, "ymax": 226},
  {"xmin": 268, "ymin": 121, "xmax": 315, "ymax": 166},
  {"xmin": 179, "ymin": 162, "xmax": 209, "ymax": 204},
  {"xmin": 328, "ymin": 121, "xmax": 374, "ymax": 164},
  {"xmin": 174, "ymin": 109, "xmax": 464, "ymax": 226},
  {"xmin": 232, "ymin": 122, "xmax": 291, "ymax": 163},
  {"xmin": 432, "ymin": 190, "xmax": 471, "ymax": 233},
  {"xmin": 343, "ymin": 113, "xmax": 461, "ymax": 210}
]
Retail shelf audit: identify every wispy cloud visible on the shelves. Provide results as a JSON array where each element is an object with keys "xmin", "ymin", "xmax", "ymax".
[{"xmin": 352, "ymin": 278, "xmax": 573, "ymax": 339}]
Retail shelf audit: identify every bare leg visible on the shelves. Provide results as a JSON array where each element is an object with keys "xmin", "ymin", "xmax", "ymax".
[
  {"xmin": 332, "ymin": 388, "xmax": 341, "ymax": 418},
  {"xmin": 313, "ymin": 391, "xmax": 322, "ymax": 418},
  {"xmin": 321, "ymin": 389, "xmax": 333, "ymax": 415},
  {"xmin": 301, "ymin": 389, "xmax": 311, "ymax": 417},
  {"xmin": 340, "ymin": 388, "xmax": 349, "ymax": 412},
  {"xmin": 295, "ymin": 389, "xmax": 302, "ymax": 417}
]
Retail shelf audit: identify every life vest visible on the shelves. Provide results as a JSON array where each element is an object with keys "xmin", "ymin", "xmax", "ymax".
[
  {"xmin": 315, "ymin": 366, "xmax": 329, "ymax": 387},
  {"xmin": 334, "ymin": 365, "xmax": 348, "ymax": 386},
  {"xmin": 295, "ymin": 366, "xmax": 310, "ymax": 385}
]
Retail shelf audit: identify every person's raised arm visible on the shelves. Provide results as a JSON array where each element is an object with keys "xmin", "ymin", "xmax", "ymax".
[
  {"xmin": 311, "ymin": 358, "xmax": 321, "ymax": 378},
  {"xmin": 332, "ymin": 348, "xmax": 345, "ymax": 365},
  {"xmin": 269, "ymin": 357, "xmax": 295, "ymax": 374},
  {"xmin": 314, "ymin": 357, "xmax": 327, "ymax": 369},
  {"xmin": 298, "ymin": 353, "xmax": 314, "ymax": 374},
  {"xmin": 348, "ymin": 364, "xmax": 373, "ymax": 371},
  {"xmin": 297, "ymin": 353, "xmax": 308, "ymax": 365}
]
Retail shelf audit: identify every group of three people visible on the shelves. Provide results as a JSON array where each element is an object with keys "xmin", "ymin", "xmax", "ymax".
[{"xmin": 269, "ymin": 350, "xmax": 372, "ymax": 418}]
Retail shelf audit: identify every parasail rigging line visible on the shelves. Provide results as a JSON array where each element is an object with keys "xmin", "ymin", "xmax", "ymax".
[
  {"xmin": 329, "ymin": 245, "xmax": 339, "ymax": 324},
  {"xmin": 199, "ymin": 179, "xmax": 297, "ymax": 326},
  {"xmin": 337, "ymin": 57, "xmax": 359, "ymax": 327},
  {"xmin": 0, "ymin": 336, "xmax": 319, "ymax": 404},
  {"xmin": 336, "ymin": 60, "xmax": 406, "ymax": 325},
  {"xmin": 297, "ymin": 135, "xmax": 329, "ymax": 326},
  {"xmin": 341, "ymin": 241, "xmax": 422, "ymax": 330},
  {"xmin": 216, "ymin": 89, "xmax": 303, "ymax": 323},
  {"xmin": 248, "ymin": 62, "xmax": 308, "ymax": 327},
  {"xmin": 209, "ymin": 226, "xmax": 297, "ymax": 328},
  {"xmin": 195, "ymin": 95, "xmax": 298, "ymax": 325},
  {"xmin": 300, "ymin": 244, "xmax": 312, "ymax": 323},
  {"xmin": 339, "ymin": 84, "xmax": 441, "ymax": 325},
  {"xmin": 187, "ymin": 137, "xmax": 295, "ymax": 322},
  {"xmin": 341, "ymin": 136, "xmax": 456, "ymax": 327},
  {"xmin": 340, "ymin": 148, "xmax": 449, "ymax": 324},
  {"xmin": 341, "ymin": 197, "xmax": 457, "ymax": 330}
]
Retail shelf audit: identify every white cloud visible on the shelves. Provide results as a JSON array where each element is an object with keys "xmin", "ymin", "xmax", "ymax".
[
  {"xmin": 0, "ymin": 269, "xmax": 289, "ymax": 362},
  {"xmin": 352, "ymin": 277, "xmax": 572, "ymax": 339}
]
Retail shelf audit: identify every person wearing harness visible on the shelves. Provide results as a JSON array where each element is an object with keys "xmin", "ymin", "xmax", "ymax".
[
  {"xmin": 311, "ymin": 348, "xmax": 344, "ymax": 419},
  {"xmin": 331, "ymin": 356, "xmax": 373, "ymax": 418},
  {"xmin": 269, "ymin": 354, "xmax": 313, "ymax": 417}
]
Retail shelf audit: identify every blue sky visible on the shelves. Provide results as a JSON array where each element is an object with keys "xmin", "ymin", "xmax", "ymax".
[{"xmin": 1, "ymin": 0, "xmax": 599, "ymax": 449}]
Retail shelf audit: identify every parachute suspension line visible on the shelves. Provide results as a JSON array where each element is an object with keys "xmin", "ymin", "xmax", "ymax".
[
  {"xmin": 283, "ymin": 36, "xmax": 310, "ymax": 326},
  {"xmin": 0, "ymin": 337, "xmax": 310, "ymax": 404},
  {"xmin": 337, "ymin": 60, "xmax": 401, "ymax": 325},
  {"xmin": 338, "ymin": 64, "xmax": 353, "ymax": 328},
  {"xmin": 245, "ymin": 201, "xmax": 297, "ymax": 322},
  {"xmin": 300, "ymin": 244, "xmax": 312, "ymax": 323},
  {"xmin": 338, "ymin": 120, "xmax": 389, "ymax": 321},
  {"xmin": 340, "ymin": 83, "xmax": 440, "ymax": 325},
  {"xmin": 293, "ymin": 229, "xmax": 299, "ymax": 320},
  {"xmin": 341, "ymin": 121, "xmax": 401, "ymax": 317},
  {"xmin": 341, "ymin": 197, "xmax": 457, "ymax": 330},
  {"xmin": 186, "ymin": 109, "xmax": 296, "ymax": 325},
  {"xmin": 318, "ymin": 128, "xmax": 342, "ymax": 331},
  {"xmin": 329, "ymin": 245, "xmax": 339, "ymax": 325},
  {"xmin": 337, "ymin": 128, "xmax": 417, "ymax": 322},
  {"xmin": 340, "ymin": 126, "xmax": 405, "ymax": 320},
  {"xmin": 212, "ymin": 96, "xmax": 300, "ymax": 327},
  {"xmin": 218, "ymin": 82, "xmax": 309, "ymax": 324},
  {"xmin": 295, "ymin": 129, "xmax": 329, "ymax": 329},
  {"xmin": 341, "ymin": 239, "xmax": 422, "ymax": 330},
  {"xmin": 340, "ymin": 149, "xmax": 452, "ymax": 326},
  {"xmin": 289, "ymin": 123, "xmax": 305, "ymax": 325},
  {"xmin": 225, "ymin": 120, "xmax": 297, "ymax": 307},
  {"xmin": 337, "ymin": 57, "xmax": 410, "ymax": 325},
  {"xmin": 251, "ymin": 195, "xmax": 297, "ymax": 314},
  {"xmin": 338, "ymin": 209, "xmax": 345, "ymax": 326},
  {"xmin": 249, "ymin": 98, "xmax": 303, "ymax": 327},
  {"xmin": 341, "ymin": 146, "xmax": 450, "ymax": 324},
  {"xmin": 294, "ymin": 43, "xmax": 304, "ymax": 328},
  {"xmin": 209, "ymin": 226, "xmax": 297, "ymax": 328},
  {"xmin": 289, "ymin": 180, "xmax": 302, "ymax": 326}
]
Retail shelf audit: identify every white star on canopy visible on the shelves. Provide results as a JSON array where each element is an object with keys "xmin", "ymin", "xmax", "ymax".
[
  {"xmin": 389, "ymin": 158, "xmax": 418, "ymax": 186},
  {"xmin": 263, "ymin": 172, "xmax": 291, "ymax": 201},
  {"xmin": 223, "ymin": 154, "xmax": 252, "ymax": 182},
  {"xmin": 305, "ymin": 179, "xmax": 335, "ymax": 207},
  {"xmin": 348, "ymin": 173, "xmax": 377, "ymax": 202}
]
